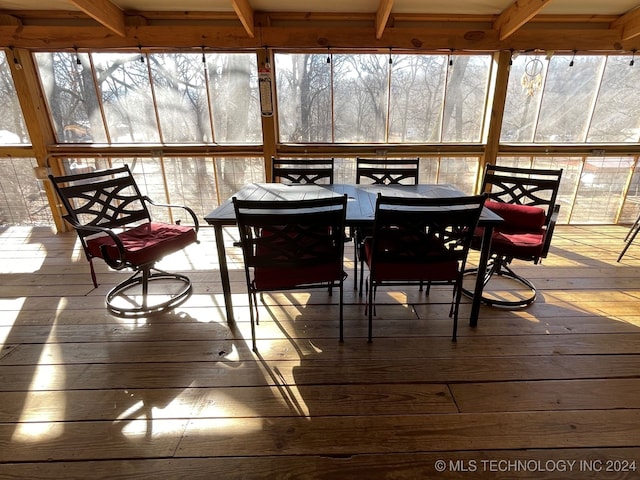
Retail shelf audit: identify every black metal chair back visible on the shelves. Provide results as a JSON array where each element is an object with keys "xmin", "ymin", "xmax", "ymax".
[
  {"xmin": 483, "ymin": 164, "xmax": 561, "ymax": 237},
  {"xmin": 356, "ymin": 157, "xmax": 419, "ymax": 185},
  {"xmin": 233, "ymin": 194, "xmax": 348, "ymax": 351},
  {"xmin": 365, "ymin": 193, "xmax": 487, "ymax": 342},
  {"xmin": 271, "ymin": 157, "xmax": 335, "ymax": 184},
  {"xmin": 52, "ymin": 165, "xmax": 151, "ymax": 237}
]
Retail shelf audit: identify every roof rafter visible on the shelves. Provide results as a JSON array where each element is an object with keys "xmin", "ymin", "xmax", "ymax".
[
  {"xmin": 494, "ymin": 0, "xmax": 553, "ymax": 41},
  {"xmin": 612, "ymin": 6, "xmax": 640, "ymax": 41},
  {"xmin": 231, "ymin": 0, "xmax": 255, "ymax": 38},
  {"xmin": 376, "ymin": 0, "xmax": 394, "ymax": 40},
  {"xmin": 68, "ymin": 0, "xmax": 125, "ymax": 37}
]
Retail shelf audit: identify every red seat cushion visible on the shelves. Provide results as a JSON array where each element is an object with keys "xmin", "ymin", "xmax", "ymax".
[
  {"xmin": 251, "ymin": 229, "xmax": 342, "ymax": 290},
  {"xmin": 490, "ymin": 230, "xmax": 546, "ymax": 258},
  {"xmin": 253, "ymin": 263, "xmax": 343, "ymax": 290},
  {"xmin": 363, "ymin": 236, "xmax": 459, "ymax": 282},
  {"xmin": 86, "ymin": 222, "xmax": 197, "ymax": 266},
  {"xmin": 477, "ymin": 202, "xmax": 547, "ymax": 259}
]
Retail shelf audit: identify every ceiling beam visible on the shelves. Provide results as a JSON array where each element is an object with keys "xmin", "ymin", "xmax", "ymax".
[
  {"xmin": 1, "ymin": 23, "xmax": 634, "ymax": 52},
  {"xmin": 494, "ymin": 0, "xmax": 553, "ymax": 41},
  {"xmin": 231, "ymin": 0, "xmax": 255, "ymax": 38},
  {"xmin": 376, "ymin": 0, "xmax": 394, "ymax": 40},
  {"xmin": 68, "ymin": 0, "xmax": 126, "ymax": 37},
  {"xmin": 612, "ymin": 6, "xmax": 640, "ymax": 41},
  {"xmin": 0, "ymin": 14, "xmax": 21, "ymax": 27}
]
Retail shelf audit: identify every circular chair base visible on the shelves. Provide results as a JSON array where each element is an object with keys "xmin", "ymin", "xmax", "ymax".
[
  {"xmin": 462, "ymin": 265, "xmax": 537, "ymax": 309},
  {"xmin": 106, "ymin": 268, "xmax": 193, "ymax": 317}
]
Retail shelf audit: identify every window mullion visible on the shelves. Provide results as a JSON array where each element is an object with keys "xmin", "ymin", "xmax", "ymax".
[{"xmin": 584, "ymin": 56, "xmax": 607, "ymax": 142}]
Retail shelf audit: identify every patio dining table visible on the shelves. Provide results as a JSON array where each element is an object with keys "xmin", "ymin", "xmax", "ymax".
[{"xmin": 204, "ymin": 182, "xmax": 502, "ymax": 328}]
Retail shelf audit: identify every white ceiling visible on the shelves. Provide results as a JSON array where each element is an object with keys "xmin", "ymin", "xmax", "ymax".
[{"xmin": 0, "ymin": 0, "xmax": 638, "ymax": 16}]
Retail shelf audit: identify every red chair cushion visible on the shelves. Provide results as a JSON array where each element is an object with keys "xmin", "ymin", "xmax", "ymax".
[
  {"xmin": 86, "ymin": 222, "xmax": 197, "ymax": 266},
  {"xmin": 479, "ymin": 201, "xmax": 547, "ymax": 259},
  {"xmin": 490, "ymin": 230, "xmax": 546, "ymax": 258},
  {"xmin": 485, "ymin": 200, "xmax": 546, "ymax": 232},
  {"xmin": 251, "ymin": 230, "xmax": 342, "ymax": 290},
  {"xmin": 253, "ymin": 263, "xmax": 342, "ymax": 290},
  {"xmin": 363, "ymin": 237, "xmax": 459, "ymax": 282}
]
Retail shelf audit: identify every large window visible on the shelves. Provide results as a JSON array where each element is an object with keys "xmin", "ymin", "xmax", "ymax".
[
  {"xmin": 0, "ymin": 51, "xmax": 30, "ymax": 145},
  {"xmin": 0, "ymin": 157, "xmax": 52, "ymax": 226},
  {"xmin": 276, "ymin": 52, "xmax": 492, "ymax": 143},
  {"xmin": 35, "ymin": 51, "xmax": 262, "ymax": 145},
  {"xmin": 499, "ymin": 52, "xmax": 640, "ymax": 224},
  {"xmin": 501, "ymin": 53, "xmax": 640, "ymax": 143},
  {"xmin": 3, "ymin": 49, "xmax": 640, "ymax": 227}
]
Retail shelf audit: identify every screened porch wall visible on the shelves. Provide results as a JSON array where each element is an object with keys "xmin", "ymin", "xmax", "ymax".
[{"xmin": 1, "ymin": 50, "xmax": 640, "ymax": 227}]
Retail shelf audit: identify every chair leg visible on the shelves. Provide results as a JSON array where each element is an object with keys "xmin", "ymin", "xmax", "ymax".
[
  {"xmin": 367, "ymin": 280, "xmax": 374, "ymax": 343},
  {"xmin": 88, "ymin": 258, "xmax": 98, "ymax": 288},
  {"xmin": 353, "ymin": 229, "xmax": 366, "ymax": 295},
  {"xmin": 618, "ymin": 219, "xmax": 640, "ymax": 262},
  {"xmin": 339, "ymin": 280, "xmax": 344, "ymax": 342},
  {"xmin": 248, "ymin": 289, "xmax": 258, "ymax": 352},
  {"xmin": 353, "ymin": 244, "xmax": 359, "ymax": 290},
  {"xmin": 141, "ymin": 267, "xmax": 150, "ymax": 310},
  {"xmin": 256, "ymin": 292, "xmax": 262, "ymax": 325},
  {"xmin": 451, "ymin": 281, "xmax": 463, "ymax": 342},
  {"xmin": 624, "ymin": 214, "xmax": 640, "ymax": 242}
]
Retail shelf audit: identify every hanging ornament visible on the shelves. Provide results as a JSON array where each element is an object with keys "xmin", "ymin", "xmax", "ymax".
[{"xmin": 521, "ymin": 57, "xmax": 543, "ymax": 96}]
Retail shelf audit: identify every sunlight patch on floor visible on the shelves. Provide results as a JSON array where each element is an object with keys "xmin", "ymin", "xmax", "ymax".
[
  {"xmin": 12, "ymin": 337, "xmax": 65, "ymax": 442},
  {"xmin": 0, "ymin": 299, "xmax": 24, "ymax": 330}
]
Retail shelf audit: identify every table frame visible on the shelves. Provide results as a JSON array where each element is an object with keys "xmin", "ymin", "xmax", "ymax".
[{"xmin": 204, "ymin": 183, "xmax": 502, "ymax": 328}]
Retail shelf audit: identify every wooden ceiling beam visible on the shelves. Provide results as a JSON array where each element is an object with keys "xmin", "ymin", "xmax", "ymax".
[
  {"xmin": 68, "ymin": 0, "xmax": 126, "ymax": 37},
  {"xmin": 0, "ymin": 23, "xmax": 635, "ymax": 52},
  {"xmin": 375, "ymin": 0, "xmax": 394, "ymax": 40},
  {"xmin": 231, "ymin": 0, "xmax": 255, "ymax": 38},
  {"xmin": 0, "ymin": 14, "xmax": 21, "ymax": 27},
  {"xmin": 494, "ymin": 0, "xmax": 553, "ymax": 41},
  {"xmin": 612, "ymin": 6, "xmax": 640, "ymax": 41}
]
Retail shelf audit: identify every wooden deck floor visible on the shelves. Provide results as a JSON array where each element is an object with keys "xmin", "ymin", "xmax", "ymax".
[{"xmin": 1, "ymin": 224, "xmax": 640, "ymax": 479}]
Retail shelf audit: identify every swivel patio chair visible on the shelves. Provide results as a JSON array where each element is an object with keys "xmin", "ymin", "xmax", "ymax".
[
  {"xmin": 353, "ymin": 157, "xmax": 420, "ymax": 292},
  {"xmin": 233, "ymin": 194, "xmax": 348, "ymax": 351},
  {"xmin": 463, "ymin": 163, "xmax": 563, "ymax": 308},
  {"xmin": 49, "ymin": 164, "xmax": 199, "ymax": 316},
  {"xmin": 364, "ymin": 193, "xmax": 486, "ymax": 342}
]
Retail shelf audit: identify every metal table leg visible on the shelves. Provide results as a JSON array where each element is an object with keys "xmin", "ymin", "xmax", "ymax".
[
  {"xmin": 214, "ymin": 225, "xmax": 235, "ymax": 323},
  {"xmin": 470, "ymin": 225, "xmax": 493, "ymax": 327}
]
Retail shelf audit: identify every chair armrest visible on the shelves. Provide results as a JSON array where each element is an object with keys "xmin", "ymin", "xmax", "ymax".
[
  {"xmin": 540, "ymin": 204, "xmax": 561, "ymax": 259},
  {"xmin": 143, "ymin": 196, "xmax": 200, "ymax": 233},
  {"xmin": 64, "ymin": 216, "xmax": 128, "ymax": 269}
]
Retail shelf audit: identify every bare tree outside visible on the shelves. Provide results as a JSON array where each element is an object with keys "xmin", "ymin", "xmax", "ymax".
[
  {"xmin": 0, "ymin": 52, "xmax": 30, "ymax": 144},
  {"xmin": 389, "ymin": 54, "xmax": 447, "ymax": 142},
  {"xmin": 275, "ymin": 53, "xmax": 332, "ymax": 142}
]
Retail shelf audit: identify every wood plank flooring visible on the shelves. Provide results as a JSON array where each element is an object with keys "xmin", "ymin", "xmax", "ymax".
[{"xmin": 1, "ymin": 224, "xmax": 640, "ymax": 479}]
